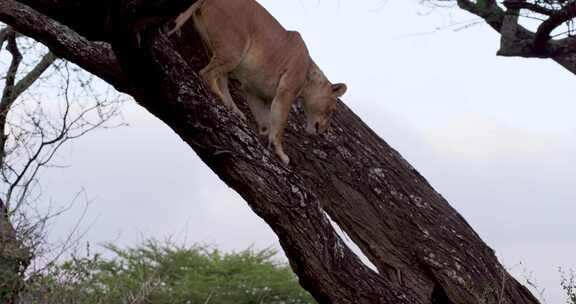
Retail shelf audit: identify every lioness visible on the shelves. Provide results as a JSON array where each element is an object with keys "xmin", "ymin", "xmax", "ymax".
[{"xmin": 169, "ymin": 0, "xmax": 347, "ymax": 164}]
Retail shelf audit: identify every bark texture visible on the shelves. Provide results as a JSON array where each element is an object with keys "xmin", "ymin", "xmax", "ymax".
[{"xmin": 0, "ymin": 1, "xmax": 543, "ymax": 303}]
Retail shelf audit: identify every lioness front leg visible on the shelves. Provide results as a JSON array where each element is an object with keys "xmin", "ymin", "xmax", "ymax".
[{"xmin": 268, "ymin": 90, "xmax": 296, "ymax": 165}]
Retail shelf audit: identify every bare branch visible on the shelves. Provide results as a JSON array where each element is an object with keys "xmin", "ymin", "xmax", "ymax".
[
  {"xmin": 456, "ymin": 0, "xmax": 506, "ymax": 31},
  {"xmin": 0, "ymin": 28, "xmax": 22, "ymax": 173},
  {"xmin": 0, "ymin": 18, "xmax": 124, "ymax": 300},
  {"xmin": 12, "ymin": 51, "xmax": 58, "ymax": 101},
  {"xmin": 3, "ymin": 61, "xmax": 123, "ymax": 212},
  {"xmin": 1, "ymin": 29, "xmax": 22, "ymax": 113}
]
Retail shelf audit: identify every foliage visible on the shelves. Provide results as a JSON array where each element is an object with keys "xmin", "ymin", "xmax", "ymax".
[
  {"xmin": 20, "ymin": 240, "xmax": 316, "ymax": 304},
  {"xmin": 561, "ymin": 269, "xmax": 576, "ymax": 304}
]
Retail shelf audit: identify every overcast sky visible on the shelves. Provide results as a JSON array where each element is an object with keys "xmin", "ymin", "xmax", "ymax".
[{"xmin": 34, "ymin": 1, "xmax": 575, "ymax": 302}]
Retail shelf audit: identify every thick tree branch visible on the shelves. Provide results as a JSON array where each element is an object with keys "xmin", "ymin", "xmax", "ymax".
[
  {"xmin": 1, "ymin": 30, "xmax": 22, "ymax": 113},
  {"xmin": 0, "ymin": 30, "xmax": 22, "ymax": 167},
  {"xmin": 533, "ymin": 2, "xmax": 576, "ymax": 50},
  {"xmin": 0, "ymin": 0, "xmax": 130, "ymax": 94},
  {"xmin": 502, "ymin": 0, "xmax": 557, "ymax": 16},
  {"xmin": 12, "ymin": 0, "xmax": 202, "ymax": 41},
  {"xmin": 114, "ymin": 26, "xmax": 423, "ymax": 303},
  {"xmin": 0, "ymin": 29, "xmax": 22, "ymax": 173},
  {"xmin": 457, "ymin": 0, "xmax": 506, "ymax": 31},
  {"xmin": 457, "ymin": 0, "xmax": 576, "ymax": 74},
  {"xmin": 457, "ymin": 0, "xmax": 541, "ymax": 56}
]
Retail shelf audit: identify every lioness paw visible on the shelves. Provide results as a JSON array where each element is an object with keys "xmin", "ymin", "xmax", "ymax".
[{"xmin": 279, "ymin": 153, "xmax": 290, "ymax": 166}]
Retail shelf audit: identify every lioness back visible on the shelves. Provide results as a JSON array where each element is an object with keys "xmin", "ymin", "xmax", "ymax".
[{"xmin": 197, "ymin": 0, "xmax": 311, "ymax": 99}]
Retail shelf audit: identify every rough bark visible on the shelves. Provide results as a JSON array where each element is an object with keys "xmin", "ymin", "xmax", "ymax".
[{"xmin": 0, "ymin": 1, "xmax": 542, "ymax": 303}]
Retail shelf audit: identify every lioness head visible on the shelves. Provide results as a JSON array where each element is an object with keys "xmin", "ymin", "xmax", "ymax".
[{"xmin": 303, "ymin": 82, "xmax": 347, "ymax": 135}]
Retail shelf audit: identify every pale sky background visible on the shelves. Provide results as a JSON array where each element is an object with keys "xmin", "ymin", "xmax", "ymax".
[{"xmin": 25, "ymin": 0, "xmax": 576, "ymax": 303}]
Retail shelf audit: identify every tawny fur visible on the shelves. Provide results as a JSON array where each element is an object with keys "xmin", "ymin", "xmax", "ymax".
[{"xmin": 169, "ymin": 0, "xmax": 347, "ymax": 165}]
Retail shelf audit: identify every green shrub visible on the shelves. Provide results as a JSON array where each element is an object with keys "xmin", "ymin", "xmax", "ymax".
[{"xmin": 21, "ymin": 240, "xmax": 315, "ymax": 304}]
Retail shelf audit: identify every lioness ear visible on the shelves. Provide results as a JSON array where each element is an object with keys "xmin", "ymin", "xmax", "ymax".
[{"xmin": 331, "ymin": 83, "xmax": 347, "ymax": 98}]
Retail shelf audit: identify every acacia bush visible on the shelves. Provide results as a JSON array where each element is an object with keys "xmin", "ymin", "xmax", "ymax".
[{"xmin": 19, "ymin": 240, "xmax": 315, "ymax": 304}]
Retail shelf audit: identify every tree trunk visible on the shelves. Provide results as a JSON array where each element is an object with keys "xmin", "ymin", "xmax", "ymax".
[
  {"xmin": 0, "ymin": 1, "xmax": 542, "ymax": 303},
  {"xmin": 0, "ymin": 29, "xmax": 31, "ymax": 304},
  {"xmin": 0, "ymin": 199, "xmax": 28, "ymax": 304}
]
